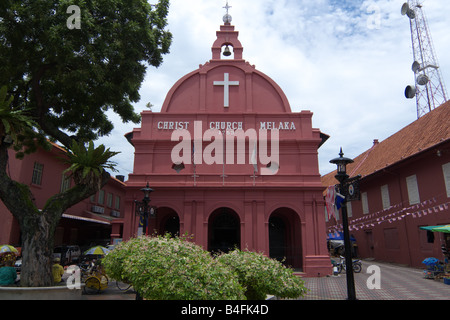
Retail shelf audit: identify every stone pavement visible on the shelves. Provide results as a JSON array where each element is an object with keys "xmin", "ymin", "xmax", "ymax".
[
  {"xmin": 298, "ymin": 259, "xmax": 450, "ymax": 300},
  {"xmin": 81, "ymin": 280, "xmax": 137, "ymax": 300},
  {"xmin": 81, "ymin": 259, "xmax": 450, "ymax": 300}
]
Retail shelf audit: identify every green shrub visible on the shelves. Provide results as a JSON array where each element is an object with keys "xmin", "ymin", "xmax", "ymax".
[
  {"xmin": 217, "ymin": 249, "xmax": 308, "ymax": 300},
  {"xmin": 103, "ymin": 235, "xmax": 245, "ymax": 300}
]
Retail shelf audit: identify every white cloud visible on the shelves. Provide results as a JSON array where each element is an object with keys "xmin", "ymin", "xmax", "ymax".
[{"xmin": 97, "ymin": 0, "xmax": 450, "ymax": 179}]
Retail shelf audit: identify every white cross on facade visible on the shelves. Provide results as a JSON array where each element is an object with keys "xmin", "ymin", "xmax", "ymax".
[{"xmin": 214, "ymin": 73, "xmax": 239, "ymax": 107}]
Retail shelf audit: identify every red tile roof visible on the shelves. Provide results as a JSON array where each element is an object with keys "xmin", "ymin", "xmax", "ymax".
[{"xmin": 322, "ymin": 100, "xmax": 450, "ymax": 188}]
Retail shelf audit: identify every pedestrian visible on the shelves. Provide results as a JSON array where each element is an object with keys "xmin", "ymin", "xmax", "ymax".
[
  {"xmin": 0, "ymin": 260, "xmax": 18, "ymax": 286},
  {"xmin": 52, "ymin": 257, "xmax": 65, "ymax": 284}
]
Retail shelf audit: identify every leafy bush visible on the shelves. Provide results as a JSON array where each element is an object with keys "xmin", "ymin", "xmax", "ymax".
[
  {"xmin": 104, "ymin": 236, "xmax": 307, "ymax": 300},
  {"xmin": 103, "ymin": 235, "xmax": 245, "ymax": 300},
  {"xmin": 217, "ymin": 249, "xmax": 308, "ymax": 300}
]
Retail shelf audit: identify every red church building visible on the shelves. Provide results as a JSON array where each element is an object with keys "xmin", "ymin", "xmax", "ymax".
[
  {"xmin": 123, "ymin": 15, "xmax": 332, "ymax": 276},
  {"xmin": 323, "ymin": 101, "xmax": 450, "ymax": 268}
]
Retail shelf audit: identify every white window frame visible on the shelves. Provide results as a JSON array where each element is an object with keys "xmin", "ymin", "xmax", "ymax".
[
  {"xmin": 31, "ymin": 162, "xmax": 44, "ymax": 185},
  {"xmin": 406, "ymin": 174, "xmax": 420, "ymax": 205},
  {"xmin": 107, "ymin": 192, "xmax": 113, "ymax": 207},
  {"xmin": 60, "ymin": 173, "xmax": 71, "ymax": 192},
  {"xmin": 361, "ymin": 192, "xmax": 369, "ymax": 214},
  {"xmin": 115, "ymin": 195, "xmax": 121, "ymax": 210},
  {"xmin": 381, "ymin": 184, "xmax": 391, "ymax": 210},
  {"xmin": 347, "ymin": 201, "xmax": 353, "ymax": 218},
  {"xmin": 443, "ymin": 162, "xmax": 450, "ymax": 198},
  {"xmin": 98, "ymin": 190, "xmax": 105, "ymax": 205}
]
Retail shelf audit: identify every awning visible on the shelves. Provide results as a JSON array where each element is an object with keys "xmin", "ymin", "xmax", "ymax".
[
  {"xmin": 327, "ymin": 231, "xmax": 356, "ymax": 241},
  {"xmin": 62, "ymin": 213, "xmax": 111, "ymax": 225},
  {"xmin": 420, "ymin": 225, "xmax": 450, "ymax": 233},
  {"xmin": 420, "ymin": 225, "xmax": 437, "ymax": 231}
]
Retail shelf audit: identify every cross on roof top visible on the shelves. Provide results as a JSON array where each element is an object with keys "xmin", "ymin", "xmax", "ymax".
[{"xmin": 223, "ymin": 1, "xmax": 232, "ymax": 15}]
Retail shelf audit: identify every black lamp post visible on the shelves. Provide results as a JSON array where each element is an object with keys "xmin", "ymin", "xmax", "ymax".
[
  {"xmin": 330, "ymin": 148, "xmax": 356, "ymax": 300},
  {"xmin": 135, "ymin": 182, "xmax": 154, "ymax": 236},
  {"xmin": 134, "ymin": 182, "xmax": 154, "ymax": 301}
]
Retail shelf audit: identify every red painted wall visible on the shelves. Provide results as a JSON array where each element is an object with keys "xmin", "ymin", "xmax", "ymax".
[
  {"xmin": 123, "ymin": 22, "xmax": 332, "ymax": 276},
  {"xmin": 0, "ymin": 145, "xmax": 126, "ymax": 247},
  {"xmin": 327, "ymin": 143, "xmax": 450, "ymax": 268}
]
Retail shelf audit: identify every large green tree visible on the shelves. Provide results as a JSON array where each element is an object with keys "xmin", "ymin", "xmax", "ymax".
[{"xmin": 0, "ymin": 0, "xmax": 172, "ymax": 286}]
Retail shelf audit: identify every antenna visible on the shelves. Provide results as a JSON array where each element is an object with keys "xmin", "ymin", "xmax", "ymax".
[{"xmin": 402, "ymin": 0, "xmax": 448, "ymax": 119}]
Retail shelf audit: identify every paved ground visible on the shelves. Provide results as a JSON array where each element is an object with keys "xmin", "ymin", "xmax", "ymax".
[
  {"xmin": 81, "ymin": 280, "xmax": 137, "ymax": 300},
  {"xmin": 298, "ymin": 259, "xmax": 450, "ymax": 300},
  {"xmin": 81, "ymin": 259, "xmax": 450, "ymax": 300}
]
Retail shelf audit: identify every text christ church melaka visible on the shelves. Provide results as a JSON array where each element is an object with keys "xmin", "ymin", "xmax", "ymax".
[{"xmin": 122, "ymin": 10, "xmax": 332, "ymax": 276}]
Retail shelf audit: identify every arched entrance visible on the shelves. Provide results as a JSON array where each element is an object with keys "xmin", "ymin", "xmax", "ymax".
[
  {"xmin": 208, "ymin": 207, "xmax": 240, "ymax": 254},
  {"xmin": 152, "ymin": 207, "xmax": 180, "ymax": 237},
  {"xmin": 268, "ymin": 208, "xmax": 302, "ymax": 269}
]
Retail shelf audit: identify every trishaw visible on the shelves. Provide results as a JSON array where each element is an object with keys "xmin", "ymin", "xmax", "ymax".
[
  {"xmin": 83, "ymin": 266, "xmax": 109, "ymax": 294},
  {"xmin": 84, "ymin": 273, "xmax": 108, "ymax": 294},
  {"xmin": 79, "ymin": 248, "xmax": 110, "ymax": 295}
]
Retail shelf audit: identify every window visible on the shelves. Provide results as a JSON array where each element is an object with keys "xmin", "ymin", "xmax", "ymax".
[
  {"xmin": 98, "ymin": 190, "xmax": 105, "ymax": 205},
  {"xmin": 107, "ymin": 193, "xmax": 113, "ymax": 207},
  {"xmin": 31, "ymin": 162, "xmax": 44, "ymax": 185},
  {"xmin": 443, "ymin": 162, "xmax": 450, "ymax": 198},
  {"xmin": 60, "ymin": 173, "xmax": 71, "ymax": 192},
  {"xmin": 406, "ymin": 174, "xmax": 420, "ymax": 205},
  {"xmin": 346, "ymin": 201, "xmax": 353, "ymax": 217},
  {"xmin": 361, "ymin": 192, "xmax": 369, "ymax": 214},
  {"xmin": 115, "ymin": 195, "xmax": 121, "ymax": 210},
  {"xmin": 381, "ymin": 184, "xmax": 390, "ymax": 209}
]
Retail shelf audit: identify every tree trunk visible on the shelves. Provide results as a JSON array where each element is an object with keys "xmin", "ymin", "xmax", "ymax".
[{"xmin": 19, "ymin": 214, "xmax": 55, "ymax": 287}]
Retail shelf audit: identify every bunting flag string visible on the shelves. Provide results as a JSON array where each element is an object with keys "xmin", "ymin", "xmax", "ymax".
[{"xmin": 327, "ymin": 196, "xmax": 450, "ymax": 234}]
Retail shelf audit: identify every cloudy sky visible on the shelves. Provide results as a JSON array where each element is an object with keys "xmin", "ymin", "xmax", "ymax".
[{"xmin": 97, "ymin": 0, "xmax": 450, "ymax": 179}]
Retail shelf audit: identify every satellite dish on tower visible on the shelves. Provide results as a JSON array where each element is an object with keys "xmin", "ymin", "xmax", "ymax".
[
  {"xmin": 417, "ymin": 74, "xmax": 429, "ymax": 86},
  {"xmin": 401, "ymin": 3, "xmax": 415, "ymax": 19},
  {"xmin": 401, "ymin": 3, "xmax": 409, "ymax": 15},
  {"xmin": 405, "ymin": 85, "xmax": 416, "ymax": 99},
  {"xmin": 412, "ymin": 61, "xmax": 421, "ymax": 73},
  {"xmin": 401, "ymin": 1, "xmax": 448, "ymax": 118}
]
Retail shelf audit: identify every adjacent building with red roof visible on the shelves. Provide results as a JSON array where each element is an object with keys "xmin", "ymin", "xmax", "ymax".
[
  {"xmin": 323, "ymin": 101, "xmax": 450, "ymax": 267},
  {"xmin": 0, "ymin": 142, "xmax": 126, "ymax": 249}
]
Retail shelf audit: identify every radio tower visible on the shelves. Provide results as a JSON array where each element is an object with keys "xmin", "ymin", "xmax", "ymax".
[{"xmin": 402, "ymin": 1, "xmax": 448, "ymax": 119}]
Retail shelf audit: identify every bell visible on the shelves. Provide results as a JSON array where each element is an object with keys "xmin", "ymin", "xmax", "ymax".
[{"xmin": 223, "ymin": 45, "xmax": 232, "ymax": 57}]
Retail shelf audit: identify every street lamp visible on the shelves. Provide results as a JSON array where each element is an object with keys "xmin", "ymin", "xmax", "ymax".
[
  {"xmin": 134, "ymin": 182, "xmax": 154, "ymax": 236},
  {"xmin": 330, "ymin": 148, "xmax": 356, "ymax": 300}
]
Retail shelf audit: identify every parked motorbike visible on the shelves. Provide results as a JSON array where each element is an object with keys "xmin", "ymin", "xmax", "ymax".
[{"xmin": 336, "ymin": 256, "xmax": 362, "ymax": 273}]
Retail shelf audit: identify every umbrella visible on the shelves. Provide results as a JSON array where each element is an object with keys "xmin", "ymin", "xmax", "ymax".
[
  {"xmin": 84, "ymin": 246, "xmax": 110, "ymax": 255},
  {"xmin": 430, "ymin": 225, "xmax": 450, "ymax": 233},
  {"xmin": 422, "ymin": 257, "xmax": 439, "ymax": 266},
  {"xmin": 0, "ymin": 245, "xmax": 18, "ymax": 254}
]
